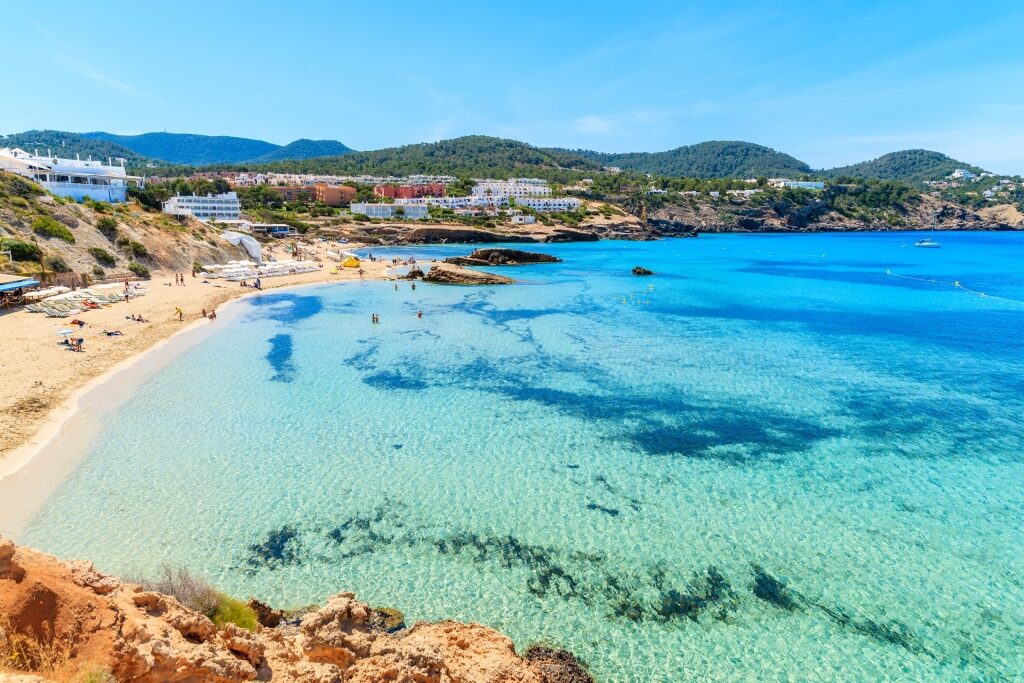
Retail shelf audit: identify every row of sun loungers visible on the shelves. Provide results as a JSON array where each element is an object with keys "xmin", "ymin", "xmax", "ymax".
[
  {"xmin": 23, "ymin": 287, "xmax": 147, "ymax": 317},
  {"xmin": 199, "ymin": 260, "xmax": 319, "ymax": 281}
]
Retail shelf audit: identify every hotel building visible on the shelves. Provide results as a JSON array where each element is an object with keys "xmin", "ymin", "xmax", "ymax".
[
  {"xmin": 350, "ymin": 203, "xmax": 429, "ymax": 220},
  {"xmin": 162, "ymin": 192, "xmax": 241, "ymax": 221},
  {"xmin": 0, "ymin": 147, "xmax": 144, "ymax": 203}
]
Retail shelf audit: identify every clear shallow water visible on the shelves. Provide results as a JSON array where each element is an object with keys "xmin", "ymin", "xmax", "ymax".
[{"xmin": 22, "ymin": 233, "xmax": 1024, "ymax": 681}]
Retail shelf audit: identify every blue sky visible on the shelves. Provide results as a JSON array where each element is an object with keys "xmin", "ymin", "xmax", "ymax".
[{"xmin": 4, "ymin": 1, "xmax": 1024, "ymax": 173}]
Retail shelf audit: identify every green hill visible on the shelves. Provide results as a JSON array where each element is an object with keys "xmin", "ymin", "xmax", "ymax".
[
  {"xmin": 553, "ymin": 141, "xmax": 812, "ymax": 178},
  {"xmin": 243, "ymin": 135, "xmax": 601, "ymax": 178},
  {"xmin": 0, "ymin": 130, "xmax": 148, "ymax": 165},
  {"xmin": 251, "ymin": 139, "xmax": 353, "ymax": 162},
  {"xmin": 83, "ymin": 132, "xmax": 280, "ymax": 166},
  {"xmin": 821, "ymin": 150, "xmax": 985, "ymax": 184}
]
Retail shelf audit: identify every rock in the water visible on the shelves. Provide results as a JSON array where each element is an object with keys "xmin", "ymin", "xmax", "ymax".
[
  {"xmin": 524, "ymin": 645, "xmax": 595, "ymax": 683},
  {"xmin": 445, "ymin": 248, "xmax": 561, "ymax": 266},
  {"xmin": 632, "ymin": 266, "xmax": 654, "ymax": 276},
  {"xmin": 402, "ymin": 267, "xmax": 425, "ymax": 279},
  {"xmin": 369, "ymin": 606, "xmax": 406, "ymax": 633},
  {"xmin": 423, "ymin": 263, "xmax": 514, "ymax": 285}
]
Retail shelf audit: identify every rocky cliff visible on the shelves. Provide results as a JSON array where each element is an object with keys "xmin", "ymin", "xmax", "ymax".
[
  {"xmin": 0, "ymin": 538, "xmax": 591, "ymax": 683},
  {"xmin": 644, "ymin": 195, "xmax": 1024, "ymax": 234}
]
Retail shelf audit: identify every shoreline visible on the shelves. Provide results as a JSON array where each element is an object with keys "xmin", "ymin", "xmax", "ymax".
[
  {"xmin": 0, "ymin": 276, "xmax": 388, "ymax": 538},
  {"xmin": 0, "ymin": 254, "xmax": 396, "ymax": 535}
]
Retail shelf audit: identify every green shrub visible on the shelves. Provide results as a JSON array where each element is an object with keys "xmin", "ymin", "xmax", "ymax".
[
  {"xmin": 32, "ymin": 216, "xmax": 75, "ymax": 243},
  {"xmin": 8, "ymin": 196, "xmax": 29, "ymax": 208},
  {"xmin": 128, "ymin": 241, "xmax": 148, "ymax": 258},
  {"xmin": 92, "ymin": 265, "xmax": 105, "ymax": 277},
  {"xmin": 95, "ymin": 216, "xmax": 119, "ymax": 240},
  {"xmin": 45, "ymin": 255, "xmax": 70, "ymax": 273},
  {"xmin": 0, "ymin": 171, "xmax": 45, "ymax": 197},
  {"xmin": 0, "ymin": 238, "xmax": 42, "ymax": 261},
  {"xmin": 88, "ymin": 247, "xmax": 117, "ymax": 266},
  {"xmin": 207, "ymin": 595, "xmax": 258, "ymax": 631},
  {"xmin": 127, "ymin": 261, "xmax": 150, "ymax": 279}
]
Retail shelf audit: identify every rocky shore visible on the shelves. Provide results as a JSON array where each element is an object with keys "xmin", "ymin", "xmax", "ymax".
[{"xmin": 0, "ymin": 538, "xmax": 592, "ymax": 682}]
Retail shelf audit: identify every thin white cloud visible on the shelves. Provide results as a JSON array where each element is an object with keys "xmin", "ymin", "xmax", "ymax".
[
  {"xmin": 575, "ymin": 115, "xmax": 614, "ymax": 135},
  {"xmin": 29, "ymin": 20, "xmax": 162, "ymax": 105}
]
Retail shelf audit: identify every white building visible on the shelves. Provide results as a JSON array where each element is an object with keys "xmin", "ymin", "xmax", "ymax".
[
  {"xmin": 163, "ymin": 192, "xmax": 241, "ymax": 221},
  {"xmin": 511, "ymin": 214, "xmax": 536, "ymax": 225},
  {"xmin": 472, "ymin": 179, "xmax": 552, "ymax": 199},
  {"xmin": 950, "ymin": 169, "xmax": 977, "ymax": 181},
  {"xmin": 0, "ymin": 147, "xmax": 143, "ymax": 203},
  {"xmin": 350, "ymin": 203, "xmax": 428, "ymax": 220},
  {"xmin": 770, "ymin": 180, "xmax": 824, "ymax": 190},
  {"xmin": 516, "ymin": 197, "xmax": 581, "ymax": 212},
  {"xmin": 394, "ymin": 193, "xmax": 578, "ymax": 213},
  {"xmin": 396, "ymin": 196, "xmax": 476, "ymax": 209}
]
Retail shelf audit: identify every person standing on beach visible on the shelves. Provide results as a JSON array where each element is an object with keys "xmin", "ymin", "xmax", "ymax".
[{"xmin": 174, "ymin": 306, "xmax": 183, "ymax": 321}]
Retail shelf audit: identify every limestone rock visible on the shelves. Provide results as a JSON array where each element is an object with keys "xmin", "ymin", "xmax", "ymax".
[
  {"xmin": 422, "ymin": 263, "xmax": 514, "ymax": 285},
  {"xmin": 0, "ymin": 536, "xmax": 24, "ymax": 581},
  {"xmin": 445, "ymin": 248, "xmax": 561, "ymax": 266},
  {"xmin": 0, "ymin": 539, "xmax": 588, "ymax": 683},
  {"xmin": 632, "ymin": 266, "xmax": 654, "ymax": 276}
]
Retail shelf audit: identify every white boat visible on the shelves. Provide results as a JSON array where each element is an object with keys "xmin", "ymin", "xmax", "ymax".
[{"xmin": 914, "ymin": 237, "xmax": 941, "ymax": 248}]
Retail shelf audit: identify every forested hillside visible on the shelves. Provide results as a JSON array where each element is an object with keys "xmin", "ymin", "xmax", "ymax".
[
  {"xmin": 237, "ymin": 136, "xmax": 602, "ymax": 179},
  {"xmin": 0, "ymin": 130, "xmax": 147, "ymax": 165},
  {"xmin": 557, "ymin": 141, "xmax": 813, "ymax": 178},
  {"xmin": 251, "ymin": 139, "xmax": 353, "ymax": 162},
  {"xmin": 822, "ymin": 150, "xmax": 985, "ymax": 183},
  {"xmin": 83, "ymin": 132, "xmax": 280, "ymax": 166}
]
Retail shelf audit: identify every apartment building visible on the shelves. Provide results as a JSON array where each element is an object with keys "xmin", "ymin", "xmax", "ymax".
[
  {"xmin": 471, "ymin": 179, "xmax": 552, "ymax": 199},
  {"xmin": 374, "ymin": 182, "xmax": 446, "ymax": 199},
  {"xmin": 350, "ymin": 203, "xmax": 429, "ymax": 220},
  {"xmin": 162, "ymin": 192, "xmax": 241, "ymax": 221},
  {"xmin": 313, "ymin": 184, "xmax": 357, "ymax": 207}
]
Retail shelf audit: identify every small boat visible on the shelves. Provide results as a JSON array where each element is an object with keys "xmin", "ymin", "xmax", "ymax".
[{"xmin": 914, "ymin": 237, "xmax": 941, "ymax": 248}]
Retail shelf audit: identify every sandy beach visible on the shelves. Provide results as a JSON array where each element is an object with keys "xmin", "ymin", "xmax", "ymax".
[{"xmin": 0, "ymin": 243, "xmax": 396, "ymax": 474}]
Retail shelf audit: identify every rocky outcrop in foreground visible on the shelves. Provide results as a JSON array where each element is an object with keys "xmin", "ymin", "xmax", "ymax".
[
  {"xmin": 0, "ymin": 538, "xmax": 591, "ymax": 682},
  {"xmin": 445, "ymin": 249, "xmax": 561, "ymax": 267},
  {"xmin": 422, "ymin": 263, "xmax": 514, "ymax": 285}
]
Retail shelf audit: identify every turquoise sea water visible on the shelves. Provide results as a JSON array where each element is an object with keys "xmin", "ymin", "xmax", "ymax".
[{"xmin": 20, "ymin": 233, "xmax": 1024, "ymax": 681}]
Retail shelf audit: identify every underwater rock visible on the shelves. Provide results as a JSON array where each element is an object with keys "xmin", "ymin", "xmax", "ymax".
[{"xmin": 632, "ymin": 266, "xmax": 654, "ymax": 276}]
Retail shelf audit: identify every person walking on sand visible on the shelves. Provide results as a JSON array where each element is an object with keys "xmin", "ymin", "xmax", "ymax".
[{"xmin": 175, "ymin": 306, "xmax": 183, "ymax": 321}]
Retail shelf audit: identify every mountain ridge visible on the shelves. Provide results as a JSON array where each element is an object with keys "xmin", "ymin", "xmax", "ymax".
[{"xmin": 2, "ymin": 130, "xmax": 991, "ymax": 182}]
